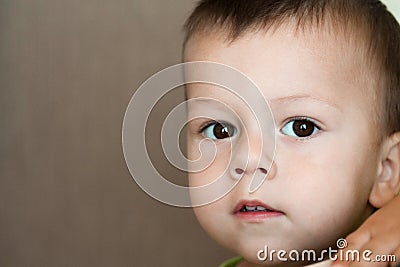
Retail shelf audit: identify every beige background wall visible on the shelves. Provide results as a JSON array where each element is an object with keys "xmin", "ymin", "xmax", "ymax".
[
  {"xmin": 382, "ymin": 0, "xmax": 400, "ymax": 22},
  {"xmin": 0, "ymin": 0, "xmax": 233, "ymax": 266}
]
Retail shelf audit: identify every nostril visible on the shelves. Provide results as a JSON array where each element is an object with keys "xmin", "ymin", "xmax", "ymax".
[
  {"xmin": 259, "ymin": 168, "xmax": 268, "ymax": 174},
  {"xmin": 235, "ymin": 168, "xmax": 244, "ymax": 174}
]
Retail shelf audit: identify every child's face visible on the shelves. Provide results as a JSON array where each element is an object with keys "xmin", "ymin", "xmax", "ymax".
[{"xmin": 184, "ymin": 25, "xmax": 380, "ymax": 265}]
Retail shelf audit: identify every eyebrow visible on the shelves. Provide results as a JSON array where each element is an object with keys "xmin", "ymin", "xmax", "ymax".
[
  {"xmin": 189, "ymin": 98, "xmax": 236, "ymax": 107},
  {"xmin": 188, "ymin": 98, "xmax": 234, "ymax": 112},
  {"xmin": 269, "ymin": 94, "xmax": 341, "ymax": 111},
  {"xmin": 189, "ymin": 93, "xmax": 341, "ymax": 112}
]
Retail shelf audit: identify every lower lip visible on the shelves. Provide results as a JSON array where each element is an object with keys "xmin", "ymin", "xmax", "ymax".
[{"xmin": 234, "ymin": 211, "xmax": 284, "ymax": 222}]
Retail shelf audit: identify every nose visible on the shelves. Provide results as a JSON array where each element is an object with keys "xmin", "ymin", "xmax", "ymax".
[
  {"xmin": 228, "ymin": 129, "xmax": 276, "ymax": 192},
  {"xmin": 233, "ymin": 167, "xmax": 268, "ymax": 175}
]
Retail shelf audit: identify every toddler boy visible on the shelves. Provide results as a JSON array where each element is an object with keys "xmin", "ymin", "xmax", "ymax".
[{"xmin": 183, "ymin": 1, "xmax": 400, "ymax": 266}]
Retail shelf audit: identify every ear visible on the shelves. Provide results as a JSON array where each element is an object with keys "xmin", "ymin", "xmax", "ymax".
[{"xmin": 369, "ymin": 132, "xmax": 400, "ymax": 208}]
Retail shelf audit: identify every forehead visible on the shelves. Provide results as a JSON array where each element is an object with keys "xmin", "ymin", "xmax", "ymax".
[{"xmin": 184, "ymin": 25, "xmax": 373, "ymax": 104}]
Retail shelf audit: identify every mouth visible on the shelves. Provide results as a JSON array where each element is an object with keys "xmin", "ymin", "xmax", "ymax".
[{"xmin": 233, "ymin": 199, "xmax": 284, "ymax": 222}]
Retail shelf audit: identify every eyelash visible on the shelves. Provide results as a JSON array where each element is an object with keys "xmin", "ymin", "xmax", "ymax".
[
  {"xmin": 197, "ymin": 117, "xmax": 322, "ymax": 140},
  {"xmin": 198, "ymin": 120, "xmax": 216, "ymax": 134},
  {"xmin": 198, "ymin": 120, "xmax": 237, "ymax": 140},
  {"xmin": 280, "ymin": 116, "xmax": 322, "ymax": 140}
]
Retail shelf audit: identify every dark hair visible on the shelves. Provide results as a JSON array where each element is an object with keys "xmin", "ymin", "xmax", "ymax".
[{"xmin": 183, "ymin": 0, "xmax": 400, "ymax": 136}]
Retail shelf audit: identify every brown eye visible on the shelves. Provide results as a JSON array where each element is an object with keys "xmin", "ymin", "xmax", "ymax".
[
  {"xmin": 202, "ymin": 122, "xmax": 237, "ymax": 140},
  {"xmin": 281, "ymin": 119, "xmax": 319, "ymax": 138}
]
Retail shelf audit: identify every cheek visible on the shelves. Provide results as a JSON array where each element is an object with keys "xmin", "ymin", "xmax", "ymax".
[
  {"xmin": 278, "ymin": 138, "xmax": 377, "ymax": 241},
  {"xmin": 279, "ymin": 125, "xmax": 378, "ymax": 197},
  {"xmin": 188, "ymin": 140, "xmax": 232, "ymax": 187},
  {"xmin": 193, "ymin": 203, "xmax": 224, "ymax": 230},
  {"xmin": 191, "ymin": 200, "xmax": 236, "ymax": 249}
]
